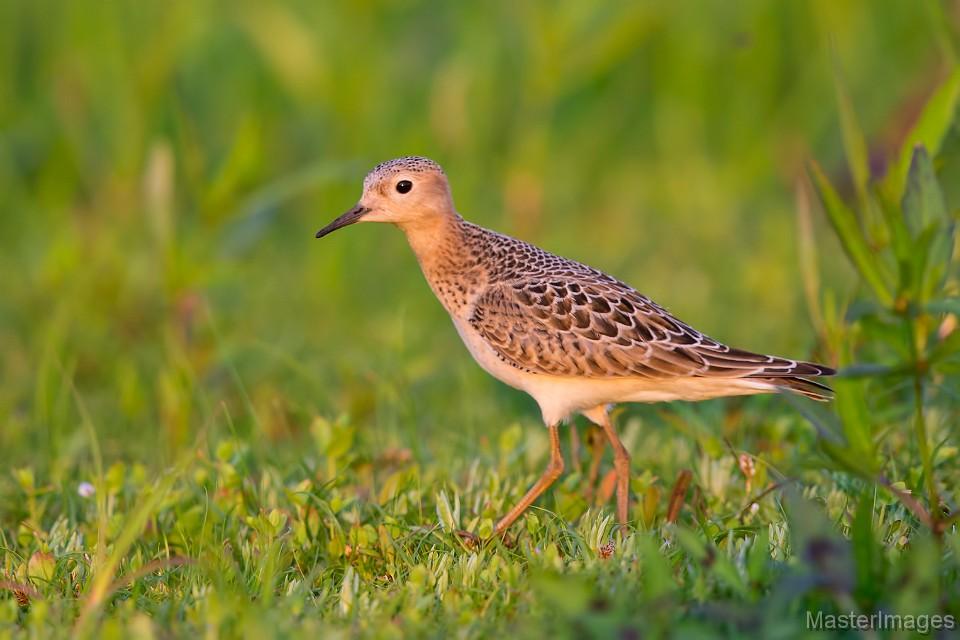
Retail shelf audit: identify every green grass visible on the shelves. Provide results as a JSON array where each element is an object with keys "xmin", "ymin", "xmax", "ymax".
[{"xmin": 2, "ymin": 1, "xmax": 960, "ymax": 637}]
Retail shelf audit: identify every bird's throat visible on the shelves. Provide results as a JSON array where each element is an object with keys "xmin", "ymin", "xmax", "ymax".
[
  {"xmin": 400, "ymin": 213, "xmax": 465, "ymax": 269},
  {"xmin": 400, "ymin": 215, "xmax": 485, "ymax": 315}
]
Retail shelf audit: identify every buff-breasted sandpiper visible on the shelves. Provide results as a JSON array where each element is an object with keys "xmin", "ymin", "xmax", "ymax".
[{"xmin": 316, "ymin": 156, "xmax": 835, "ymax": 538}]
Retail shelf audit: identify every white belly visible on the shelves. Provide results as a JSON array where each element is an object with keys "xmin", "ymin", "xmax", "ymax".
[
  {"xmin": 449, "ymin": 316, "xmax": 769, "ymax": 426},
  {"xmin": 450, "ymin": 315, "xmax": 539, "ymax": 396}
]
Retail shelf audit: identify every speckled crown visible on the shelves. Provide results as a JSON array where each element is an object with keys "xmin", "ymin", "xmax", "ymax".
[{"xmin": 364, "ymin": 156, "xmax": 444, "ymax": 188}]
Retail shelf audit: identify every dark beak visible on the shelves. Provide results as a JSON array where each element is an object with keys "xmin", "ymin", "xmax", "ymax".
[{"xmin": 315, "ymin": 204, "xmax": 370, "ymax": 238}]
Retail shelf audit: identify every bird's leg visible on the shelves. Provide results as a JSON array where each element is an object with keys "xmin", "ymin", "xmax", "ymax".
[
  {"xmin": 597, "ymin": 468, "xmax": 617, "ymax": 505},
  {"xmin": 492, "ymin": 423, "xmax": 564, "ymax": 538},
  {"xmin": 584, "ymin": 425, "xmax": 606, "ymax": 503},
  {"xmin": 569, "ymin": 424, "xmax": 582, "ymax": 474},
  {"xmin": 595, "ymin": 410, "xmax": 631, "ymax": 527}
]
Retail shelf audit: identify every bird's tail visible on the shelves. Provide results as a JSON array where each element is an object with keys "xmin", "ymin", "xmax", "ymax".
[
  {"xmin": 693, "ymin": 344, "xmax": 836, "ymax": 401},
  {"xmin": 752, "ymin": 374, "xmax": 834, "ymax": 401}
]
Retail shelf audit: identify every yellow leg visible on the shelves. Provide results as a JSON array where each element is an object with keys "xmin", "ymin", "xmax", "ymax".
[
  {"xmin": 597, "ymin": 468, "xmax": 617, "ymax": 506},
  {"xmin": 493, "ymin": 423, "xmax": 564, "ymax": 538},
  {"xmin": 583, "ymin": 406, "xmax": 631, "ymax": 526},
  {"xmin": 584, "ymin": 425, "xmax": 606, "ymax": 502},
  {"xmin": 569, "ymin": 424, "xmax": 582, "ymax": 474}
]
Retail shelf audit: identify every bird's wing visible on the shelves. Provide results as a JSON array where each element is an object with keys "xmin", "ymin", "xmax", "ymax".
[{"xmin": 468, "ymin": 277, "xmax": 834, "ymax": 380}]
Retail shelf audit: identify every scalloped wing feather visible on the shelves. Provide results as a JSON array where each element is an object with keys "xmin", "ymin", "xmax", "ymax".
[{"xmin": 468, "ymin": 278, "xmax": 835, "ymax": 389}]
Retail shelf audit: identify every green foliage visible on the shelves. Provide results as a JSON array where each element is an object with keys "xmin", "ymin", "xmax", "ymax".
[
  {"xmin": 809, "ymin": 62, "xmax": 960, "ymax": 538},
  {"xmin": 1, "ymin": 1, "xmax": 959, "ymax": 638},
  {"xmin": 2, "ymin": 444, "xmax": 959, "ymax": 637}
]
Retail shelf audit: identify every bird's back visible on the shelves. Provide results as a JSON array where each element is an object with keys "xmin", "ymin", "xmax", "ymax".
[{"xmin": 439, "ymin": 220, "xmax": 834, "ymax": 400}]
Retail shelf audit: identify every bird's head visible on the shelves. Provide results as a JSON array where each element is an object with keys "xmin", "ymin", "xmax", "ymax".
[{"xmin": 316, "ymin": 156, "xmax": 455, "ymax": 238}]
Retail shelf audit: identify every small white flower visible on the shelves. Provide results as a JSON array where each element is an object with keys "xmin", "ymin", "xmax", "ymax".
[{"xmin": 77, "ymin": 482, "xmax": 95, "ymax": 498}]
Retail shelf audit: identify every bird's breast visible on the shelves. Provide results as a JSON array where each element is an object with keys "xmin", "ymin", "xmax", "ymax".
[
  {"xmin": 419, "ymin": 258, "xmax": 487, "ymax": 316},
  {"xmin": 448, "ymin": 314, "xmax": 538, "ymax": 392}
]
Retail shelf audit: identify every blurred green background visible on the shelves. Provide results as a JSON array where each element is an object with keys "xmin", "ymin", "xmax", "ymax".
[
  {"xmin": 3, "ymin": 2, "xmax": 960, "ymax": 636},
  {"xmin": 0, "ymin": 0, "xmax": 954, "ymax": 466}
]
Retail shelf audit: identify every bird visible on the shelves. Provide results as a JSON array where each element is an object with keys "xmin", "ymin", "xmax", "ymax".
[{"xmin": 316, "ymin": 156, "xmax": 835, "ymax": 538}]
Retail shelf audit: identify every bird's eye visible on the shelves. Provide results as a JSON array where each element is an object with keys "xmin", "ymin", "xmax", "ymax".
[{"xmin": 396, "ymin": 180, "xmax": 413, "ymax": 194}]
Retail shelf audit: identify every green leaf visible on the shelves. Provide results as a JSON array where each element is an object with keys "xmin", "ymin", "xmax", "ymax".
[
  {"xmin": 921, "ymin": 223, "xmax": 956, "ymax": 302},
  {"xmin": 928, "ymin": 320, "xmax": 960, "ymax": 364},
  {"xmin": 820, "ymin": 439, "xmax": 877, "ymax": 480},
  {"xmin": 831, "ymin": 56, "xmax": 891, "ymax": 252},
  {"xmin": 833, "ymin": 378, "xmax": 876, "ymax": 461},
  {"xmin": 851, "ymin": 490, "xmax": 879, "ymax": 602},
  {"xmin": 925, "ymin": 298, "xmax": 960, "ymax": 315},
  {"xmin": 674, "ymin": 526, "xmax": 708, "ymax": 562},
  {"xmin": 902, "ymin": 146, "xmax": 954, "ymax": 301},
  {"xmin": 876, "ymin": 182, "xmax": 916, "ymax": 267},
  {"xmin": 435, "ymin": 490, "xmax": 460, "ymax": 533},
  {"xmin": 531, "ymin": 571, "xmax": 591, "ymax": 615},
  {"xmin": 747, "ymin": 527, "xmax": 770, "ymax": 586},
  {"xmin": 784, "ymin": 390, "xmax": 878, "ymax": 478},
  {"xmin": 796, "ymin": 178, "xmax": 824, "ymax": 333},
  {"xmin": 639, "ymin": 535, "xmax": 674, "ymax": 600},
  {"xmin": 811, "ymin": 162, "xmax": 893, "ymax": 306},
  {"xmin": 883, "ymin": 67, "xmax": 960, "ymax": 200},
  {"xmin": 832, "ymin": 60, "xmax": 870, "ymax": 206},
  {"xmin": 836, "ymin": 363, "xmax": 900, "ymax": 378},
  {"xmin": 712, "ymin": 553, "xmax": 749, "ymax": 599},
  {"xmin": 902, "ymin": 146, "xmax": 947, "ymax": 233},
  {"xmin": 844, "ymin": 299, "xmax": 887, "ymax": 322}
]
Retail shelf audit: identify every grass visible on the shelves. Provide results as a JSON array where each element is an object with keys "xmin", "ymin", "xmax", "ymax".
[{"xmin": 1, "ymin": 1, "xmax": 960, "ymax": 637}]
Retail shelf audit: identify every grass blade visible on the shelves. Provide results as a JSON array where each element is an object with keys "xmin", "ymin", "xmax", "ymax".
[
  {"xmin": 832, "ymin": 57, "xmax": 870, "ymax": 207},
  {"xmin": 810, "ymin": 161, "xmax": 893, "ymax": 306},
  {"xmin": 795, "ymin": 176, "xmax": 824, "ymax": 334}
]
